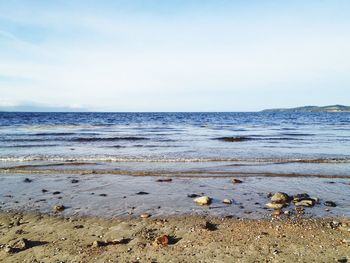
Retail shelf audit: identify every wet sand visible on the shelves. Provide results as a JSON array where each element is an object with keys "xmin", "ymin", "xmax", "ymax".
[
  {"xmin": 0, "ymin": 170, "xmax": 349, "ymax": 218},
  {"xmin": 0, "ymin": 212, "xmax": 349, "ymax": 262}
]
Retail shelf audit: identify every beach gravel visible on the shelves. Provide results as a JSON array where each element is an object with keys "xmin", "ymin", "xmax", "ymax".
[{"xmin": 0, "ymin": 212, "xmax": 349, "ymax": 262}]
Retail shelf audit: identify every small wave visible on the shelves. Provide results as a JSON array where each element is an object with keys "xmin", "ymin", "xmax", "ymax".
[
  {"xmin": 0, "ymin": 144, "xmax": 58, "ymax": 148},
  {"xmin": 132, "ymin": 144, "xmax": 182, "ymax": 148},
  {"xmin": 33, "ymin": 132, "xmax": 77, "ymax": 136},
  {"xmin": 280, "ymin": 133, "xmax": 315, "ymax": 136},
  {"xmin": 0, "ymin": 138, "xmax": 50, "ymax": 142},
  {"xmin": 0, "ymin": 136, "xmax": 148, "ymax": 143},
  {"xmin": 155, "ymin": 139, "xmax": 177, "ymax": 142},
  {"xmin": 215, "ymin": 136, "xmax": 302, "ymax": 142},
  {"xmin": 216, "ymin": 136, "xmax": 252, "ymax": 142},
  {"xmin": 24, "ymin": 124, "xmax": 91, "ymax": 129},
  {"xmin": 71, "ymin": 136, "xmax": 148, "ymax": 142},
  {"xmin": 263, "ymin": 137, "xmax": 302, "ymax": 141},
  {"xmin": 280, "ymin": 127, "xmax": 297, "ymax": 130}
]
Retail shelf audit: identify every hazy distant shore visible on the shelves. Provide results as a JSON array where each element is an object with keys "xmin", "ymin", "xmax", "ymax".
[{"xmin": 262, "ymin": 104, "xmax": 350, "ymax": 112}]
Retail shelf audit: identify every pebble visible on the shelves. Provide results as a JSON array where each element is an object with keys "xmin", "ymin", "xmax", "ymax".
[
  {"xmin": 140, "ymin": 213, "xmax": 151, "ymax": 219},
  {"xmin": 232, "ymin": 178, "xmax": 243, "ymax": 184},
  {"xmin": 337, "ymin": 258, "xmax": 348, "ymax": 263},
  {"xmin": 294, "ymin": 199, "xmax": 315, "ymax": 207},
  {"xmin": 328, "ymin": 221, "xmax": 341, "ymax": 229},
  {"xmin": 92, "ymin": 238, "xmax": 131, "ymax": 248},
  {"xmin": 17, "ymin": 238, "xmax": 29, "ymax": 249},
  {"xmin": 200, "ymin": 221, "xmax": 217, "ymax": 231},
  {"xmin": 3, "ymin": 245, "xmax": 16, "ymax": 254},
  {"xmin": 187, "ymin": 194, "xmax": 200, "ymax": 198},
  {"xmin": 111, "ymin": 238, "xmax": 130, "ymax": 245},
  {"xmin": 53, "ymin": 205, "xmax": 65, "ymax": 212},
  {"xmin": 292, "ymin": 193, "xmax": 309, "ymax": 202},
  {"xmin": 194, "ymin": 196, "xmax": 211, "ymax": 205},
  {"xmin": 15, "ymin": 229, "xmax": 25, "ymax": 235},
  {"xmin": 136, "ymin": 192, "xmax": 149, "ymax": 195},
  {"xmin": 156, "ymin": 178, "xmax": 172, "ymax": 182},
  {"xmin": 153, "ymin": 235, "xmax": 169, "ymax": 247},
  {"xmin": 324, "ymin": 201, "xmax": 337, "ymax": 207},
  {"xmin": 271, "ymin": 210, "xmax": 283, "ymax": 217},
  {"xmin": 222, "ymin": 199, "xmax": 232, "ymax": 204}
]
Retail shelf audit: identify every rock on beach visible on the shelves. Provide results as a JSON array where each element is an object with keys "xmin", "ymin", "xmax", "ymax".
[
  {"xmin": 232, "ymin": 178, "xmax": 243, "ymax": 184},
  {"xmin": 324, "ymin": 201, "xmax": 337, "ymax": 207},
  {"xmin": 222, "ymin": 199, "xmax": 232, "ymax": 204},
  {"xmin": 265, "ymin": 202, "xmax": 284, "ymax": 210},
  {"xmin": 294, "ymin": 199, "xmax": 315, "ymax": 207},
  {"xmin": 153, "ymin": 235, "xmax": 169, "ymax": 247},
  {"xmin": 271, "ymin": 192, "xmax": 290, "ymax": 204},
  {"xmin": 194, "ymin": 196, "xmax": 211, "ymax": 205},
  {"xmin": 53, "ymin": 205, "xmax": 65, "ymax": 212}
]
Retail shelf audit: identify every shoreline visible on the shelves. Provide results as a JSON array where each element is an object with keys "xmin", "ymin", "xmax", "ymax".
[
  {"xmin": 0, "ymin": 211, "xmax": 349, "ymax": 262},
  {"xmin": 2, "ymin": 167, "xmax": 350, "ymax": 179}
]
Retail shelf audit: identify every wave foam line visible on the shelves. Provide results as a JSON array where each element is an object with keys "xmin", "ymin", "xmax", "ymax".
[
  {"xmin": 0, "ymin": 167, "xmax": 349, "ymax": 179},
  {"xmin": 0, "ymin": 156, "xmax": 350, "ymax": 164}
]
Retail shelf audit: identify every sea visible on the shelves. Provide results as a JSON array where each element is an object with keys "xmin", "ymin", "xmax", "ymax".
[{"xmin": 0, "ymin": 112, "xmax": 349, "ymax": 218}]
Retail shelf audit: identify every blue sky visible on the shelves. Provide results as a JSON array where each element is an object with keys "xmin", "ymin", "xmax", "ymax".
[{"xmin": 0, "ymin": 0, "xmax": 349, "ymax": 111}]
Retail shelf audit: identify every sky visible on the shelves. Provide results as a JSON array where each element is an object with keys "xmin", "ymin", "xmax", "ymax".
[{"xmin": 0, "ymin": 0, "xmax": 350, "ymax": 112}]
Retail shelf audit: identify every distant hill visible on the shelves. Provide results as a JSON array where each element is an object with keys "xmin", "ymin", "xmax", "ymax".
[
  {"xmin": 0, "ymin": 104, "xmax": 87, "ymax": 112},
  {"xmin": 262, "ymin": 105, "xmax": 350, "ymax": 112}
]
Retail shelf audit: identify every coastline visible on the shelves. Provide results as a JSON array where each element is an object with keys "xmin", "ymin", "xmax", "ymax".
[{"xmin": 0, "ymin": 211, "xmax": 349, "ymax": 262}]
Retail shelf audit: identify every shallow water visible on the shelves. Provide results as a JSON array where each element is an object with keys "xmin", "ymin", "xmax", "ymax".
[
  {"xmin": 0, "ymin": 173, "xmax": 349, "ymax": 218},
  {"xmin": 0, "ymin": 112, "xmax": 349, "ymax": 217}
]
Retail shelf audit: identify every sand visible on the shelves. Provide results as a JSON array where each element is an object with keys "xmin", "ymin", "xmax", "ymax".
[{"xmin": 0, "ymin": 211, "xmax": 349, "ymax": 263}]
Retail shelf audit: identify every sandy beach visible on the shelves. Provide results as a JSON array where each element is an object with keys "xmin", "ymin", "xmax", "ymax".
[
  {"xmin": 0, "ymin": 211, "xmax": 349, "ymax": 262},
  {"xmin": 0, "ymin": 164, "xmax": 349, "ymax": 262}
]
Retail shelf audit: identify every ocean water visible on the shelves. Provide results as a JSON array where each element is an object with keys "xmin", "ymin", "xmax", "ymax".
[
  {"xmin": 0, "ymin": 112, "xmax": 349, "ymax": 217},
  {"xmin": 0, "ymin": 112, "xmax": 349, "ymax": 175}
]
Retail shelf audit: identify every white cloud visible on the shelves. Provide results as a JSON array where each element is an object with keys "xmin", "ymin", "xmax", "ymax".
[{"xmin": 1, "ymin": 1, "xmax": 350, "ymax": 111}]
